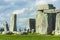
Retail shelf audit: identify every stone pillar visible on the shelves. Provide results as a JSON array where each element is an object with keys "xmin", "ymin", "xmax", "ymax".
[
  {"xmin": 10, "ymin": 14, "xmax": 17, "ymax": 32},
  {"xmin": 36, "ymin": 4, "xmax": 56, "ymax": 34},
  {"xmin": 55, "ymin": 13, "xmax": 60, "ymax": 35},
  {"xmin": 36, "ymin": 11, "xmax": 48, "ymax": 34},
  {"xmin": 36, "ymin": 11, "xmax": 56, "ymax": 34},
  {"xmin": 28, "ymin": 19, "xmax": 36, "ymax": 33},
  {"xmin": 3, "ymin": 21, "xmax": 9, "ymax": 31},
  {"xmin": 47, "ymin": 13, "xmax": 56, "ymax": 34}
]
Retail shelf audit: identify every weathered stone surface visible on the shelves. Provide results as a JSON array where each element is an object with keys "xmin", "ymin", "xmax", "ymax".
[
  {"xmin": 44, "ymin": 9, "xmax": 55, "ymax": 13},
  {"xmin": 55, "ymin": 13, "xmax": 60, "ymax": 35},
  {"xmin": 3, "ymin": 21, "xmax": 9, "ymax": 31},
  {"xmin": 55, "ymin": 9, "xmax": 60, "ymax": 13},
  {"xmin": 28, "ymin": 19, "xmax": 36, "ymax": 33},
  {"xmin": 44, "ymin": 9, "xmax": 60, "ymax": 13},
  {"xmin": 36, "ymin": 11, "xmax": 56, "ymax": 34},
  {"xmin": 36, "ymin": 4, "xmax": 60, "ymax": 35},
  {"xmin": 10, "ymin": 14, "xmax": 17, "ymax": 32},
  {"xmin": 47, "ymin": 13, "xmax": 56, "ymax": 34},
  {"xmin": 36, "ymin": 11, "xmax": 48, "ymax": 34},
  {"xmin": 37, "ymin": 4, "xmax": 55, "ymax": 10}
]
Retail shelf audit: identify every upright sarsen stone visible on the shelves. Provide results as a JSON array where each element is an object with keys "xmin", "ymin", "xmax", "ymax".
[
  {"xmin": 28, "ymin": 19, "xmax": 36, "ymax": 33},
  {"xmin": 36, "ymin": 4, "xmax": 56, "ymax": 34},
  {"xmin": 47, "ymin": 13, "xmax": 56, "ymax": 34},
  {"xmin": 55, "ymin": 13, "xmax": 60, "ymax": 35},
  {"xmin": 36, "ymin": 11, "xmax": 56, "ymax": 34},
  {"xmin": 10, "ymin": 14, "xmax": 17, "ymax": 32},
  {"xmin": 36, "ymin": 11, "xmax": 48, "ymax": 34},
  {"xmin": 3, "ymin": 21, "xmax": 9, "ymax": 31}
]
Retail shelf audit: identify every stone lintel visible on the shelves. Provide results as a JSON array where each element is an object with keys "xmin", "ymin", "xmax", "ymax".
[
  {"xmin": 44, "ymin": 9, "xmax": 60, "ymax": 13},
  {"xmin": 37, "ymin": 4, "xmax": 55, "ymax": 10}
]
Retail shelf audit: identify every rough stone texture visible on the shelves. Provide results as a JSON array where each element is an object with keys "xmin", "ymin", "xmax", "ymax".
[
  {"xmin": 36, "ymin": 11, "xmax": 56, "ymax": 34},
  {"xmin": 36, "ymin": 11, "xmax": 48, "ymax": 34},
  {"xmin": 36, "ymin": 4, "xmax": 60, "ymax": 35},
  {"xmin": 55, "ymin": 13, "xmax": 60, "ymax": 35},
  {"xmin": 37, "ymin": 4, "xmax": 55, "ymax": 10},
  {"xmin": 3, "ymin": 21, "xmax": 9, "ymax": 31},
  {"xmin": 36, "ymin": 4, "xmax": 59, "ymax": 35},
  {"xmin": 28, "ymin": 19, "xmax": 36, "ymax": 33},
  {"xmin": 44, "ymin": 9, "xmax": 60, "ymax": 13},
  {"xmin": 10, "ymin": 14, "xmax": 17, "ymax": 32},
  {"xmin": 47, "ymin": 13, "xmax": 56, "ymax": 34},
  {"xmin": 55, "ymin": 9, "xmax": 60, "ymax": 13},
  {"xmin": 44, "ymin": 9, "xmax": 55, "ymax": 13}
]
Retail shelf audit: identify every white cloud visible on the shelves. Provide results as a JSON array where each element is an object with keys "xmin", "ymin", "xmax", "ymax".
[
  {"xmin": 52, "ymin": 0, "xmax": 57, "ymax": 2},
  {"xmin": 0, "ymin": 14, "xmax": 6, "ymax": 21},
  {"xmin": 29, "ymin": 7, "xmax": 34, "ymax": 11},
  {"xmin": 4, "ymin": 0, "xmax": 26, "ymax": 2},
  {"xmin": 4, "ymin": 0, "xmax": 13, "ymax": 2},
  {"xmin": 12, "ymin": 8, "xmax": 26, "ymax": 14},
  {"xmin": 17, "ymin": 18, "xmax": 28, "ymax": 22},
  {"xmin": 36, "ymin": 0, "xmax": 57, "ymax": 5},
  {"xmin": 4, "ymin": 0, "xmax": 27, "ymax": 6},
  {"xmin": 36, "ymin": 0, "xmax": 47, "ymax": 5},
  {"xmin": 12, "ymin": 7, "xmax": 35, "ymax": 14},
  {"xmin": 0, "ymin": 13, "xmax": 10, "ymax": 24},
  {"xmin": 0, "ymin": 6, "xmax": 4, "ymax": 9},
  {"xmin": 29, "ymin": 11, "xmax": 36, "ymax": 18},
  {"xmin": 0, "ymin": 13, "xmax": 10, "ymax": 28},
  {"xmin": 17, "ymin": 18, "xmax": 28, "ymax": 27}
]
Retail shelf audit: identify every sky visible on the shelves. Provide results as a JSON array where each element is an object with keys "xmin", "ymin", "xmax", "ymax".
[{"xmin": 0, "ymin": 0, "xmax": 60, "ymax": 31}]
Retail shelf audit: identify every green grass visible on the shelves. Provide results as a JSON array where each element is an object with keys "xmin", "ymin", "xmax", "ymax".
[{"xmin": 0, "ymin": 34, "xmax": 60, "ymax": 40}]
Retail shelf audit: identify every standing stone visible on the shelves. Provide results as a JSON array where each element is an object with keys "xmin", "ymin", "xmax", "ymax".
[
  {"xmin": 28, "ymin": 19, "xmax": 36, "ymax": 33},
  {"xmin": 36, "ymin": 11, "xmax": 48, "ymax": 34},
  {"xmin": 47, "ymin": 13, "xmax": 56, "ymax": 34},
  {"xmin": 37, "ymin": 4, "xmax": 55, "ymax": 10},
  {"xmin": 10, "ymin": 14, "xmax": 17, "ymax": 32},
  {"xmin": 55, "ymin": 13, "xmax": 60, "ymax": 35},
  {"xmin": 3, "ymin": 21, "xmax": 9, "ymax": 31},
  {"xmin": 36, "ymin": 4, "xmax": 56, "ymax": 34},
  {"xmin": 36, "ymin": 12, "xmax": 56, "ymax": 34}
]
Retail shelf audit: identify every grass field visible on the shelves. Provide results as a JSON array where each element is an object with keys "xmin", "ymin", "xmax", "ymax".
[{"xmin": 0, "ymin": 33, "xmax": 60, "ymax": 40}]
